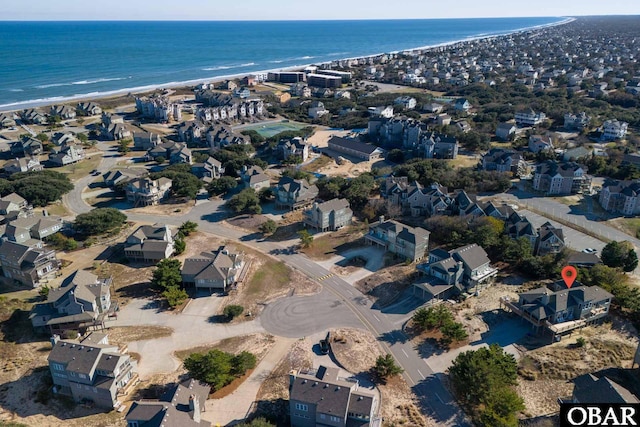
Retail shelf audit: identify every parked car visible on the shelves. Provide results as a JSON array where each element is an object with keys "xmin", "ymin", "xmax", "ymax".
[{"xmin": 582, "ymin": 248, "xmax": 597, "ymax": 254}]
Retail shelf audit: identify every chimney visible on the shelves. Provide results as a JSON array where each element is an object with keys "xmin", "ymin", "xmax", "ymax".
[
  {"xmin": 189, "ymin": 394, "xmax": 200, "ymax": 422},
  {"xmin": 379, "ymin": 215, "xmax": 385, "ymax": 223},
  {"xmin": 50, "ymin": 334, "xmax": 60, "ymax": 348},
  {"xmin": 43, "ymin": 209, "xmax": 48, "ymax": 217}
]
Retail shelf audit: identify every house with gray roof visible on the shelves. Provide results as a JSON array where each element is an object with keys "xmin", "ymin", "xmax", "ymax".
[
  {"xmin": 191, "ymin": 157, "xmax": 224, "ymax": 183},
  {"xmin": 482, "ymin": 148, "xmax": 527, "ymax": 176},
  {"xmin": 276, "ymin": 137, "xmax": 309, "ymax": 163},
  {"xmin": 275, "ymin": 177, "xmax": 319, "ymax": 210},
  {"xmin": 599, "ymin": 179, "xmax": 640, "ymax": 216},
  {"xmin": 124, "ymin": 224, "xmax": 174, "ymax": 263},
  {"xmin": 495, "ymin": 122, "xmax": 517, "ymax": 141},
  {"xmin": 327, "ymin": 136, "xmax": 383, "ymax": 161},
  {"xmin": 0, "ymin": 240, "xmax": 59, "ymax": 287},
  {"xmin": 289, "ymin": 366, "xmax": 378, "ymax": 427},
  {"xmin": 568, "ymin": 374, "xmax": 640, "ymax": 404},
  {"xmin": 125, "ymin": 177, "xmax": 173, "ymax": 207},
  {"xmin": 0, "ymin": 112, "xmax": 16, "ymax": 128},
  {"xmin": 126, "ymin": 378, "xmax": 211, "ymax": 427},
  {"xmin": 4, "ymin": 157, "xmax": 43, "ymax": 175},
  {"xmin": 49, "ymin": 143, "xmax": 86, "ymax": 166},
  {"xmin": 51, "ymin": 132, "xmax": 77, "ymax": 147},
  {"xmin": 11, "ymin": 136, "xmax": 43, "ymax": 157},
  {"xmin": 535, "ymin": 222, "xmax": 564, "ymax": 255},
  {"xmin": 50, "ymin": 104, "xmax": 76, "ymax": 120},
  {"xmin": 133, "ymin": 131, "xmax": 162, "ymax": 151},
  {"xmin": 415, "ymin": 243, "xmax": 497, "ymax": 299},
  {"xmin": 103, "ymin": 168, "xmax": 148, "ymax": 188},
  {"xmin": 76, "ymin": 102, "xmax": 102, "ymax": 116},
  {"xmin": 240, "ymin": 165, "xmax": 270, "ymax": 191},
  {"xmin": 181, "ymin": 246, "xmax": 244, "ymax": 292},
  {"xmin": 29, "ymin": 269, "xmax": 112, "ymax": 333},
  {"xmin": 3, "ymin": 212, "xmax": 63, "ymax": 243},
  {"xmin": 48, "ymin": 333, "xmax": 136, "ymax": 409},
  {"xmin": 303, "ymin": 198, "xmax": 353, "ymax": 232},
  {"xmin": 504, "ymin": 280, "xmax": 613, "ymax": 334},
  {"xmin": 533, "ymin": 161, "xmax": 592, "ymax": 195},
  {"xmin": 365, "ymin": 217, "xmax": 429, "ymax": 262}
]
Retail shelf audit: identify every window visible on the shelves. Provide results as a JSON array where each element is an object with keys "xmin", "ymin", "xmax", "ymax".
[
  {"xmin": 330, "ymin": 416, "xmax": 341, "ymax": 422},
  {"xmin": 295, "ymin": 403, "xmax": 308, "ymax": 412},
  {"xmin": 52, "ymin": 363, "xmax": 64, "ymax": 371},
  {"xmin": 78, "ymin": 373, "xmax": 87, "ymax": 379}
]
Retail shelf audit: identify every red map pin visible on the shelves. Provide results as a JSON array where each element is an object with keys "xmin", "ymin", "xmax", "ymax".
[{"xmin": 561, "ymin": 266, "xmax": 577, "ymax": 288}]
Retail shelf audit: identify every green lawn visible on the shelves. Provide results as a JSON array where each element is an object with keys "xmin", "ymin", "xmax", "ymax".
[
  {"xmin": 57, "ymin": 155, "xmax": 101, "ymax": 181},
  {"xmin": 301, "ymin": 224, "xmax": 367, "ymax": 260}
]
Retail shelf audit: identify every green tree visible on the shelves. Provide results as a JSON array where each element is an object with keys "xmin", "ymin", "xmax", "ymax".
[
  {"xmin": 8, "ymin": 170, "xmax": 73, "ymax": 206},
  {"xmin": 441, "ymin": 321, "xmax": 469, "ymax": 345},
  {"xmin": 207, "ymin": 176, "xmax": 238, "ymax": 196},
  {"xmin": 236, "ymin": 418, "xmax": 275, "ymax": 427},
  {"xmin": 173, "ymin": 238, "xmax": 186, "ymax": 255},
  {"xmin": 298, "ymin": 229, "xmax": 314, "ymax": 248},
  {"xmin": 163, "ymin": 286, "xmax": 188, "ymax": 308},
  {"xmin": 477, "ymin": 386, "xmax": 525, "ymax": 427},
  {"xmin": 184, "ymin": 349, "xmax": 234, "ymax": 391},
  {"xmin": 38, "ymin": 285, "xmax": 50, "ymax": 300},
  {"xmin": 449, "ymin": 344, "xmax": 519, "ymax": 406},
  {"xmin": 118, "ymin": 139, "xmax": 131, "ymax": 153},
  {"xmin": 36, "ymin": 133, "xmax": 49, "ymax": 142},
  {"xmin": 155, "ymin": 155, "xmax": 166, "ymax": 164},
  {"xmin": 227, "ymin": 188, "xmax": 261, "ymax": 214},
  {"xmin": 259, "ymin": 219, "xmax": 277, "ymax": 235},
  {"xmin": 76, "ymin": 133, "xmax": 88, "ymax": 143},
  {"xmin": 178, "ymin": 221, "xmax": 198, "ymax": 237},
  {"xmin": 231, "ymin": 351, "xmax": 256, "ymax": 375},
  {"xmin": 223, "ymin": 305, "xmax": 244, "ymax": 320},
  {"xmin": 74, "ymin": 208, "xmax": 127, "ymax": 236},
  {"xmin": 373, "ymin": 354, "xmax": 404, "ymax": 380},
  {"xmin": 601, "ymin": 241, "xmax": 638, "ymax": 272},
  {"xmin": 412, "ymin": 304, "xmax": 454, "ymax": 330},
  {"xmin": 151, "ymin": 259, "xmax": 183, "ymax": 290}
]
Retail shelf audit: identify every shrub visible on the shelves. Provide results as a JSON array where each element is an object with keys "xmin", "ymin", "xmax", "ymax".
[{"xmin": 223, "ymin": 305, "xmax": 244, "ymax": 320}]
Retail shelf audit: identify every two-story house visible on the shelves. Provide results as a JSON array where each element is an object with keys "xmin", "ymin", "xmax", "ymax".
[
  {"xmin": 0, "ymin": 240, "xmax": 59, "ymax": 287},
  {"xmin": 515, "ymin": 108, "xmax": 546, "ymax": 127},
  {"xmin": 533, "ymin": 161, "xmax": 592, "ymax": 195},
  {"xmin": 4, "ymin": 157, "xmax": 43, "ymax": 175},
  {"xmin": 48, "ymin": 332, "xmax": 136, "ymax": 409},
  {"xmin": 49, "ymin": 144, "xmax": 86, "ymax": 166},
  {"xmin": 364, "ymin": 217, "xmax": 430, "ymax": 262},
  {"xmin": 125, "ymin": 177, "xmax": 173, "ymax": 206},
  {"xmin": 191, "ymin": 156, "xmax": 225, "ymax": 183},
  {"xmin": 528, "ymin": 135, "xmax": 554, "ymax": 153},
  {"xmin": 509, "ymin": 280, "xmax": 613, "ymax": 332},
  {"xmin": 565, "ymin": 373, "xmax": 640, "ymax": 404},
  {"xmin": 277, "ymin": 137, "xmax": 310, "ymax": 163},
  {"xmin": 124, "ymin": 224, "xmax": 174, "ymax": 263},
  {"xmin": 3, "ymin": 213, "xmax": 64, "ymax": 244},
  {"xmin": 275, "ymin": 177, "xmax": 319, "ymax": 210},
  {"xmin": 482, "ymin": 148, "xmax": 527, "ymax": 176},
  {"xmin": 11, "ymin": 136, "xmax": 43, "ymax": 157},
  {"xmin": 126, "ymin": 378, "xmax": 211, "ymax": 427},
  {"xmin": 133, "ymin": 132, "xmax": 162, "ymax": 151},
  {"xmin": 535, "ymin": 222, "xmax": 565, "ymax": 255},
  {"xmin": 303, "ymin": 198, "xmax": 353, "ymax": 232},
  {"xmin": 495, "ymin": 122, "xmax": 517, "ymax": 141},
  {"xmin": 181, "ymin": 246, "xmax": 244, "ymax": 292},
  {"xmin": 599, "ymin": 179, "xmax": 640, "ymax": 215},
  {"xmin": 240, "ymin": 166, "xmax": 271, "ymax": 191},
  {"xmin": 414, "ymin": 243, "xmax": 497, "ymax": 299},
  {"xmin": 289, "ymin": 366, "xmax": 377, "ymax": 427},
  {"xmin": 29, "ymin": 269, "xmax": 112, "ymax": 333}
]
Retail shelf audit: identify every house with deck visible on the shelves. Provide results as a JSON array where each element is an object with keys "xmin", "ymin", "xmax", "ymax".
[
  {"xmin": 275, "ymin": 177, "xmax": 319, "ymax": 210},
  {"xmin": 29, "ymin": 270, "xmax": 112, "ymax": 333},
  {"xmin": 240, "ymin": 166, "xmax": 270, "ymax": 191},
  {"xmin": 0, "ymin": 240, "xmax": 59, "ymax": 287},
  {"xmin": 289, "ymin": 366, "xmax": 378, "ymax": 427},
  {"xmin": 303, "ymin": 198, "xmax": 353, "ymax": 231},
  {"xmin": 125, "ymin": 177, "xmax": 172, "ymax": 207},
  {"xmin": 181, "ymin": 246, "xmax": 244, "ymax": 292},
  {"xmin": 365, "ymin": 217, "xmax": 429, "ymax": 262},
  {"xmin": 414, "ymin": 243, "xmax": 497, "ymax": 300},
  {"xmin": 47, "ymin": 332, "xmax": 136, "ymax": 409},
  {"xmin": 124, "ymin": 224, "xmax": 174, "ymax": 263}
]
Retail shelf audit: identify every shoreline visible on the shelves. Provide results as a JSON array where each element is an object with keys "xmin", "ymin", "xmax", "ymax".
[{"xmin": 0, "ymin": 16, "xmax": 574, "ymax": 113}]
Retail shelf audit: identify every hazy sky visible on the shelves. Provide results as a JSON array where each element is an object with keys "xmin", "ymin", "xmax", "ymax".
[{"xmin": 3, "ymin": 0, "xmax": 639, "ymax": 20}]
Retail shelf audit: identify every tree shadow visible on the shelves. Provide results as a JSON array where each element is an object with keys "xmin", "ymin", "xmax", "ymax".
[
  {"xmin": 377, "ymin": 329, "xmax": 410, "ymax": 345},
  {"xmin": 116, "ymin": 282, "xmax": 157, "ymax": 301},
  {"xmin": 414, "ymin": 336, "xmax": 447, "ymax": 358},
  {"xmin": 412, "ymin": 373, "xmax": 471, "ymax": 427},
  {"xmin": 250, "ymin": 398, "xmax": 289, "ymax": 427},
  {"xmin": 207, "ymin": 314, "xmax": 229, "ymax": 324},
  {"xmin": 1, "ymin": 307, "xmax": 47, "ymax": 344}
]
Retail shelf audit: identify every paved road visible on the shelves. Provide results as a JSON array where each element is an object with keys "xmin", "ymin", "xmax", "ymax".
[
  {"xmin": 63, "ymin": 141, "xmax": 122, "ymax": 216},
  {"xmin": 519, "ymin": 209, "xmax": 605, "ymax": 252}
]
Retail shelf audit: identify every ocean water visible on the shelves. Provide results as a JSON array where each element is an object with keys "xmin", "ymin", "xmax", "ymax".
[{"xmin": 0, "ymin": 18, "xmax": 565, "ymax": 110}]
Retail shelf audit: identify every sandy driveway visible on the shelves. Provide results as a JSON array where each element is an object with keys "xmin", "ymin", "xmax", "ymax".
[{"xmin": 108, "ymin": 296, "xmax": 266, "ymax": 378}]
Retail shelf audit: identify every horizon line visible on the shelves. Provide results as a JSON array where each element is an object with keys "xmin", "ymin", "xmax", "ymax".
[{"xmin": 0, "ymin": 15, "xmax": 582, "ymax": 23}]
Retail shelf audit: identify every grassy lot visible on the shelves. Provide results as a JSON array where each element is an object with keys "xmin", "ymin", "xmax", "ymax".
[
  {"xmin": 448, "ymin": 154, "xmax": 479, "ymax": 169},
  {"xmin": 38, "ymin": 203, "xmax": 70, "ymax": 217},
  {"xmin": 301, "ymin": 155, "xmax": 333, "ymax": 173},
  {"xmin": 300, "ymin": 224, "xmax": 367, "ymax": 260},
  {"xmin": 57, "ymin": 155, "xmax": 101, "ymax": 181},
  {"xmin": 246, "ymin": 259, "xmax": 291, "ymax": 299},
  {"xmin": 609, "ymin": 217, "xmax": 640, "ymax": 239}
]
